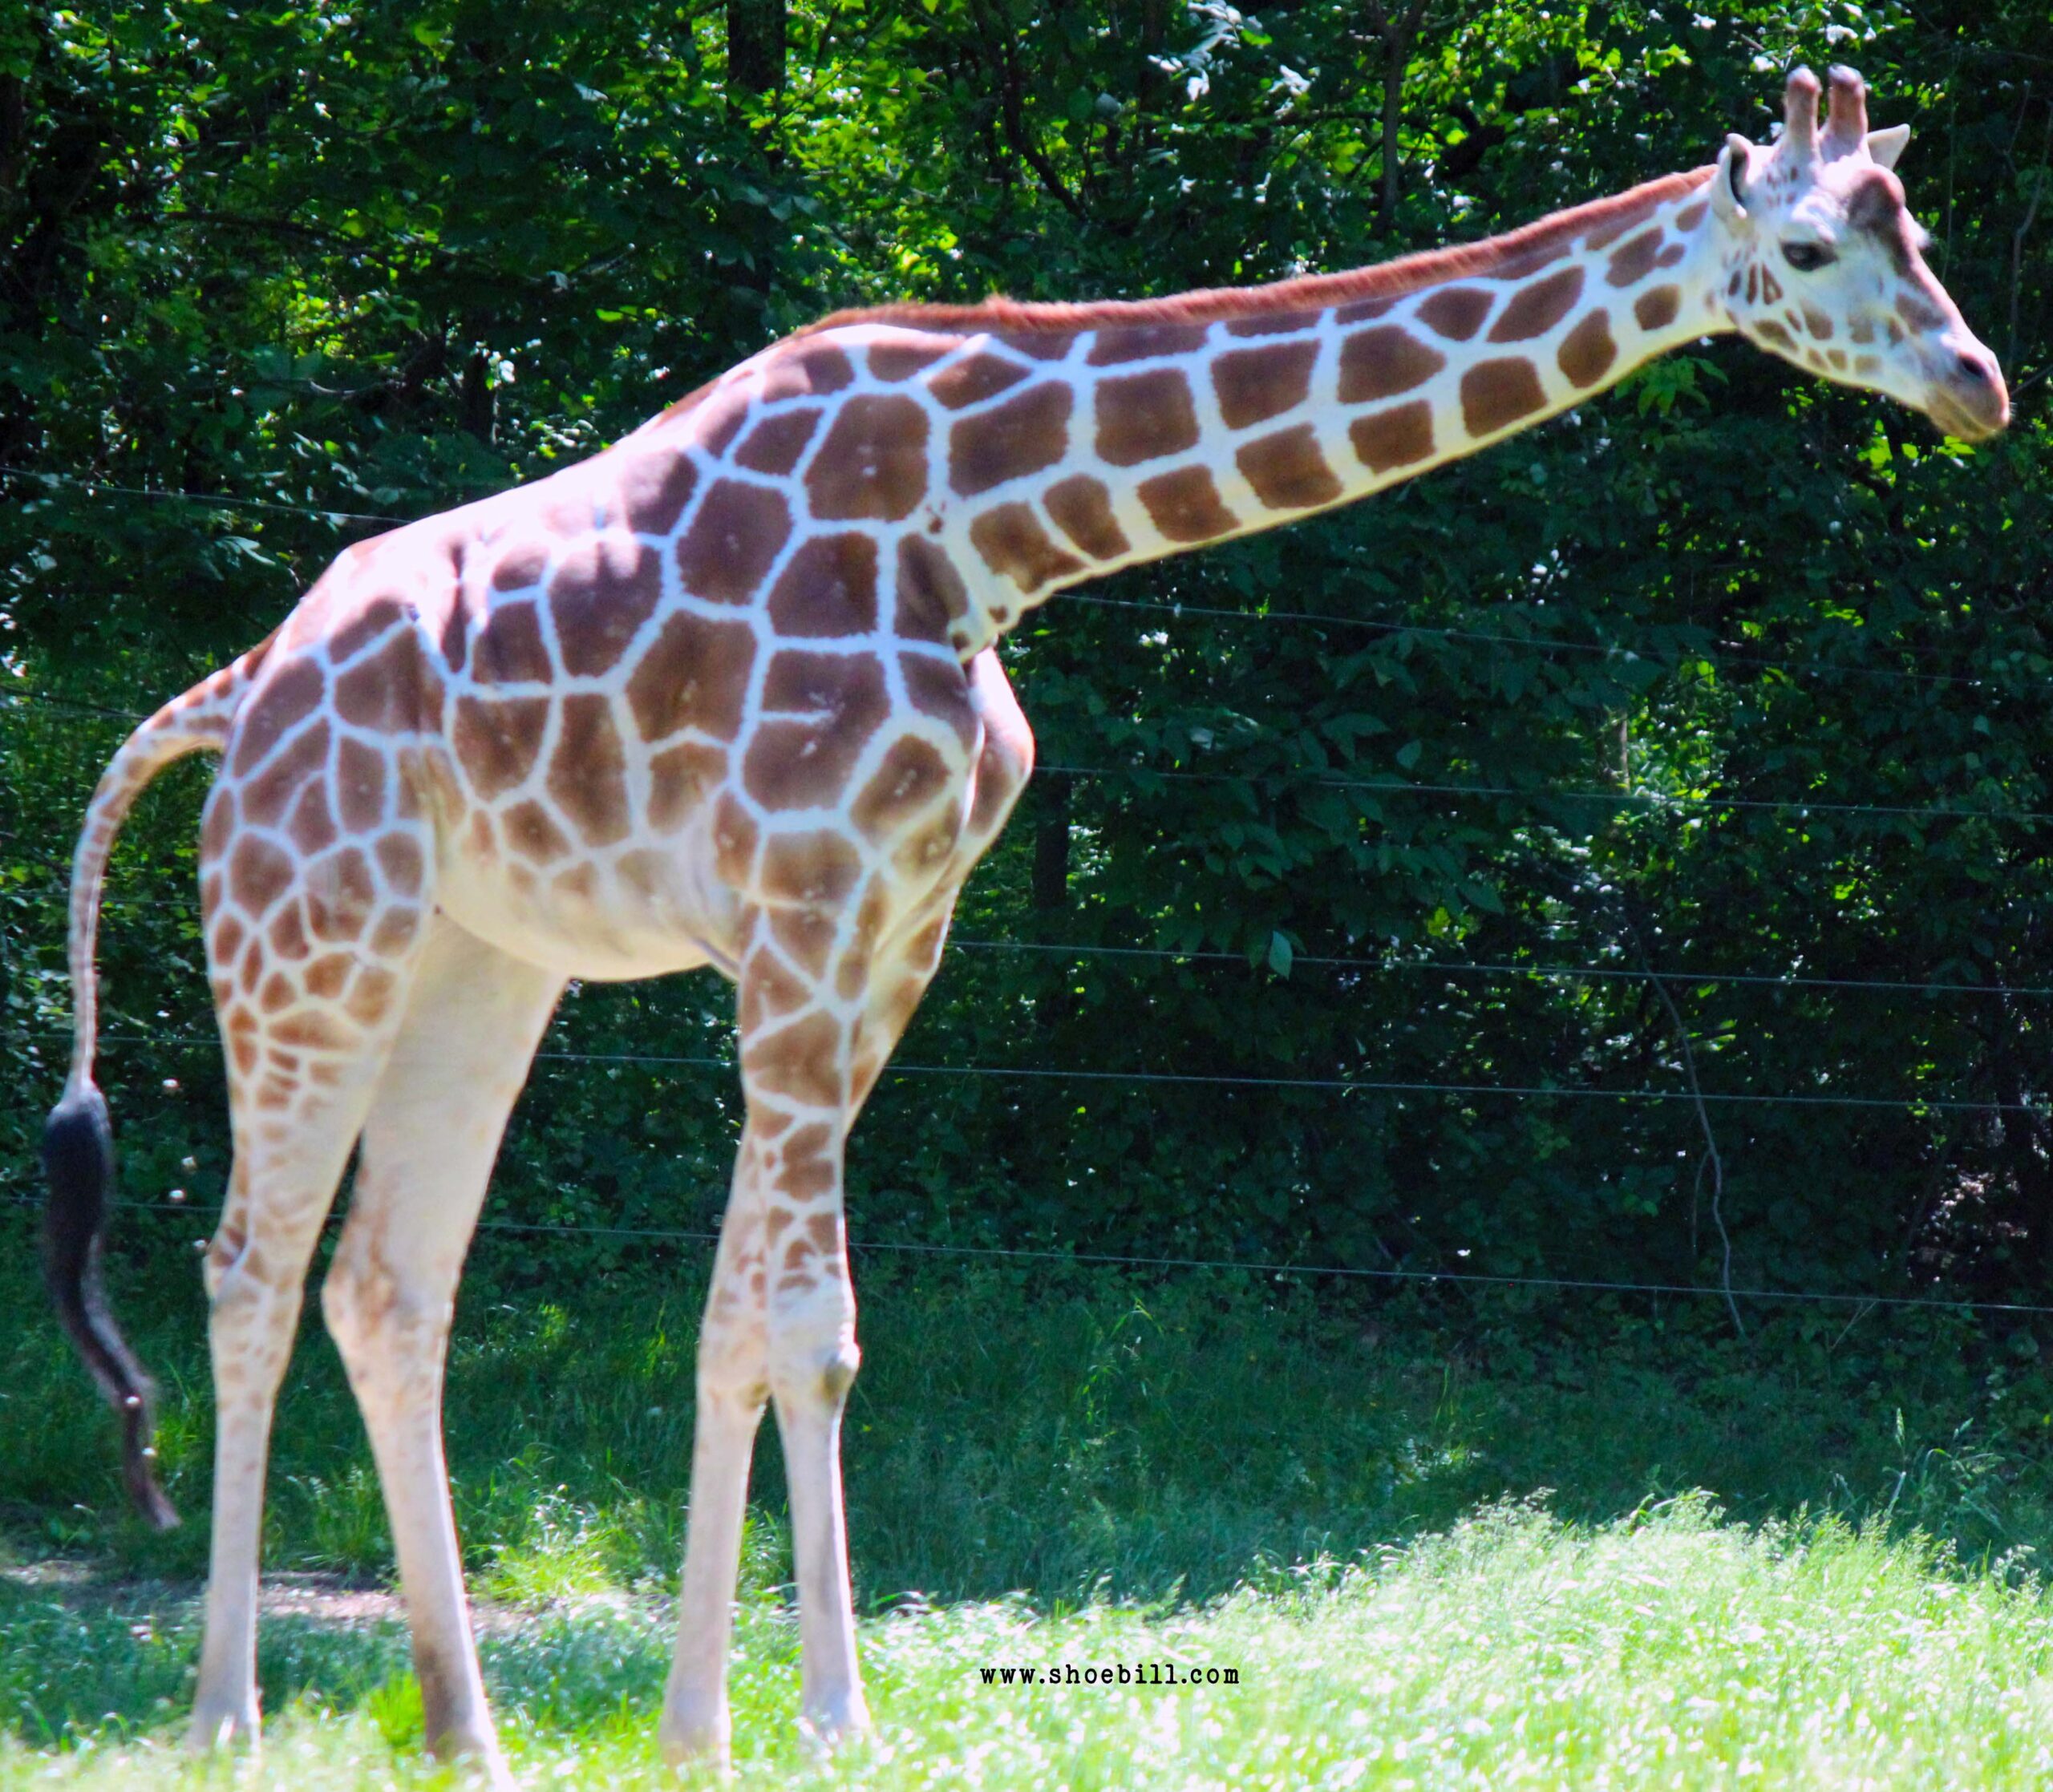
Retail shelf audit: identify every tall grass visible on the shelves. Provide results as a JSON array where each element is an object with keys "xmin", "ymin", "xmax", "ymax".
[
  {"xmin": 10, "ymin": 1502, "xmax": 2053, "ymax": 1786},
  {"xmin": 8, "ymin": 1241, "xmax": 2053, "ymax": 1781}
]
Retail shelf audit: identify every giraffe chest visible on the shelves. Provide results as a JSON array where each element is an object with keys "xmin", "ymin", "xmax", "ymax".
[{"xmin": 423, "ymin": 729, "xmax": 747, "ymax": 981}]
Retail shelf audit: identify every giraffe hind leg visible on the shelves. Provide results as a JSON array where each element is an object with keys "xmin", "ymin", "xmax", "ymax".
[
  {"xmin": 321, "ymin": 916, "xmax": 561, "ymax": 1782},
  {"xmin": 188, "ymin": 912, "xmax": 425, "ymax": 1751}
]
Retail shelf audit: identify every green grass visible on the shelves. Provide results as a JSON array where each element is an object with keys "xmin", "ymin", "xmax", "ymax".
[
  {"xmin": 10, "ymin": 1240, "xmax": 2053, "ymax": 1782},
  {"xmin": 8, "ymin": 1500, "xmax": 2053, "ymax": 1786}
]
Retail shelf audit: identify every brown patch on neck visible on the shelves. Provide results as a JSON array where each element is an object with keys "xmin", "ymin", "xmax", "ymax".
[{"xmin": 799, "ymin": 169, "xmax": 1714, "ymax": 341}]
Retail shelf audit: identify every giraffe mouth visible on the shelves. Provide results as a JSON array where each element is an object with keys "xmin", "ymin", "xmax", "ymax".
[
  {"xmin": 1923, "ymin": 390, "xmax": 2006, "ymax": 443},
  {"xmin": 1921, "ymin": 344, "xmax": 2010, "ymax": 443}
]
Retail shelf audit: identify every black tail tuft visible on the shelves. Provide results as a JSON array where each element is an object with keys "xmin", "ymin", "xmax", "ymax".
[{"xmin": 41, "ymin": 1086, "xmax": 180, "ymax": 1531}]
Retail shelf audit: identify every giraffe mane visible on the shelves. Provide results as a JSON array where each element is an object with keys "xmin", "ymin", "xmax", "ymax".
[{"xmin": 800, "ymin": 167, "xmax": 1715, "ymax": 338}]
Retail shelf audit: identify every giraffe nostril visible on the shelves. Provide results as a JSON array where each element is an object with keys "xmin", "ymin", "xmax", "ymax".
[{"xmin": 1956, "ymin": 352, "xmax": 1990, "ymax": 385}]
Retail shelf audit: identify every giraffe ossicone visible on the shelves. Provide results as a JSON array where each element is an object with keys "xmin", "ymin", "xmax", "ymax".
[{"xmin": 39, "ymin": 66, "xmax": 2004, "ymax": 1777}]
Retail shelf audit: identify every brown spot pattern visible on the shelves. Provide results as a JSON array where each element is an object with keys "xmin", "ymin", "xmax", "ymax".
[
  {"xmin": 1606, "ymin": 229, "xmax": 1666, "ymax": 287},
  {"xmin": 242, "ymin": 718, "xmax": 330, "ymax": 826},
  {"xmin": 867, "ymin": 341, "xmax": 950, "ymax": 382},
  {"xmin": 229, "ymin": 836, "xmax": 295, "ymax": 912},
  {"xmin": 551, "ymin": 535, "xmax": 663, "ymax": 676},
  {"xmin": 451, "ymin": 696, "xmax": 549, "ymax": 797},
  {"xmin": 1460, "ymin": 359, "xmax": 1549, "ymax": 435},
  {"xmin": 231, "ymin": 661, "xmax": 326, "ymax": 775},
  {"xmin": 375, "ymin": 834, "xmax": 423, "ymax": 895},
  {"xmin": 804, "ymin": 395, "xmax": 930, "ymax": 522},
  {"xmin": 929, "ymin": 353, "xmax": 1030, "ymax": 410},
  {"xmin": 1556, "ymin": 310, "xmax": 1617, "ymax": 386},
  {"xmin": 1633, "ymin": 285, "xmax": 1681, "ymax": 331},
  {"xmin": 1136, "ymin": 467, "xmax": 1238, "ymax": 542},
  {"xmin": 1095, "ymin": 369, "xmax": 1201, "ymax": 466},
  {"xmin": 618, "ymin": 451, "xmax": 699, "ymax": 536},
  {"xmin": 1044, "ymin": 475, "xmax": 1130, "ymax": 560},
  {"xmin": 767, "ymin": 533, "xmax": 880, "ymax": 638},
  {"xmin": 745, "ymin": 654, "xmax": 890, "ymax": 810},
  {"xmin": 1237, "ymin": 426, "xmax": 1342, "ymax": 511},
  {"xmin": 969, "ymin": 503, "xmax": 1084, "ymax": 593},
  {"xmin": 759, "ymin": 342, "xmax": 855, "ymax": 401},
  {"xmin": 902, "ymin": 657, "xmax": 978, "ymax": 748},
  {"xmin": 490, "ymin": 541, "xmax": 550, "ymax": 593},
  {"xmin": 335, "ymin": 737, "xmax": 388, "ymax": 831},
  {"xmin": 649, "ymin": 741, "xmax": 728, "ymax": 831},
  {"xmin": 895, "ymin": 537, "xmax": 970, "ymax": 642},
  {"xmin": 735, "ymin": 409, "xmax": 822, "ymax": 475},
  {"xmin": 676, "ymin": 481, "xmax": 792, "ymax": 605},
  {"xmin": 1489, "ymin": 266, "xmax": 1585, "ymax": 342},
  {"xmin": 1349, "ymin": 402, "xmax": 1435, "ymax": 474},
  {"xmin": 626, "ymin": 613, "xmax": 756, "ymax": 742},
  {"xmin": 1418, "ymin": 288, "xmax": 1492, "ymax": 341},
  {"xmin": 548, "ymin": 694, "xmax": 630, "ymax": 846},
  {"xmin": 743, "ymin": 1010, "xmax": 844, "ymax": 1108},
  {"xmin": 851, "ymin": 737, "xmax": 953, "ymax": 839},
  {"xmin": 504, "ymin": 799, "xmax": 572, "ymax": 863},
  {"xmin": 1086, "ymin": 322, "xmax": 1209, "ymax": 365},
  {"xmin": 1213, "ymin": 342, "xmax": 1318, "ymax": 430},
  {"xmin": 1229, "ymin": 310, "xmax": 1323, "ymax": 337},
  {"xmin": 1337, "ymin": 328, "xmax": 1447, "ymax": 404},
  {"xmin": 334, "ymin": 638, "xmax": 422, "ymax": 731},
  {"xmin": 949, "ymin": 384, "xmax": 1073, "ymax": 497},
  {"xmin": 329, "ymin": 598, "xmax": 408, "ymax": 665}
]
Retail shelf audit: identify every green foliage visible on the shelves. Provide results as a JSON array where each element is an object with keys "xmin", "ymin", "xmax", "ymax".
[{"xmin": 2, "ymin": 0, "xmax": 2053, "ymax": 1323}]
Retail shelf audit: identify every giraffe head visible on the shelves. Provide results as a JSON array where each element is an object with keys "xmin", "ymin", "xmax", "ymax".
[{"xmin": 1710, "ymin": 66, "xmax": 2007, "ymax": 441}]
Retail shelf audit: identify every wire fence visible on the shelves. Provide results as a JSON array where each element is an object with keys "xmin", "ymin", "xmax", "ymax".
[
  {"xmin": 4, "ymin": 462, "xmax": 2042, "ymax": 696},
  {"xmin": 5, "ymin": 681, "xmax": 2050, "ymax": 832},
  {"xmin": 24, "ymin": 1028, "xmax": 2047, "ymax": 1118},
  {"xmin": 8, "ymin": 1190, "xmax": 2053, "ymax": 1320},
  {"xmin": 9, "ymin": 460, "xmax": 2053, "ymax": 1332}
]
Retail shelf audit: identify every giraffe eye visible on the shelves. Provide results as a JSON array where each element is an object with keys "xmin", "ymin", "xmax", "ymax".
[{"xmin": 1782, "ymin": 241, "xmax": 1836, "ymax": 273}]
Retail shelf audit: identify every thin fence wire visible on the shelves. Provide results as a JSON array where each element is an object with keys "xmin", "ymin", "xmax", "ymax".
[
  {"xmin": 8, "ymin": 848, "xmax": 2051, "ymax": 1000},
  {"xmin": 10, "ymin": 468, "xmax": 2051, "ymax": 1321},
  {"xmin": 4, "ymin": 690, "xmax": 2047, "ymax": 829},
  {"xmin": 6, "ymin": 1191, "xmax": 2049, "ymax": 1320},
  {"xmin": 34, "ymin": 1029, "xmax": 2050, "ymax": 1116},
  {"xmin": 6, "ymin": 463, "xmax": 2038, "ymax": 695}
]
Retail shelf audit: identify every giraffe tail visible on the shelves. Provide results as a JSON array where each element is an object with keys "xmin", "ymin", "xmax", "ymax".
[{"xmin": 42, "ymin": 632, "xmax": 275, "ymax": 1531}]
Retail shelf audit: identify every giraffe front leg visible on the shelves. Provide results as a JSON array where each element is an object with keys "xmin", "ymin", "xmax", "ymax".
[
  {"xmin": 766, "ymin": 1183, "xmax": 866, "ymax": 1748},
  {"xmin": 736, "ymin": 928, "xmax": 877, "ymax": 1749},
  {"xmin": 660, "ymin": 1148, "xmax": 771, "ymax": 1768}
]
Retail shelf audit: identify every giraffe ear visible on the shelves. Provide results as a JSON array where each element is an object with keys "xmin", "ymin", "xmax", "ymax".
[
  {"xmin": 1865, "ymin": 123, "xmax": 1910, "ymax": 170},
  {"xmin": 1712, "ymin": 134, "xmax": 1753, "ymax": 221}
]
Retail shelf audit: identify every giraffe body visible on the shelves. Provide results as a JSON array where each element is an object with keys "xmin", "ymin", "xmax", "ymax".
[{"xmin": 42, "ymin": 68, "xmax": 2006, "ymax": 1778}]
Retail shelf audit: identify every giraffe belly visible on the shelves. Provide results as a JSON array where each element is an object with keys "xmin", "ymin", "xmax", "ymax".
[{"xmin": 432, "ymin": 823, "xmax": 743, "ymax": 982}]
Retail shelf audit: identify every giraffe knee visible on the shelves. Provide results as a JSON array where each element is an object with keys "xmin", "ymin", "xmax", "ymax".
[
  {"xmin": 322, "ymin": 1239, "xmax": 447, "ymax": 1375},
  {"xmin": 767, "ymin": 1292, "xmax": 860, "ymax": 1410},
  {"xmin": 771, "ymin": 1338, "xmax": 860, "ymax": 1411}
]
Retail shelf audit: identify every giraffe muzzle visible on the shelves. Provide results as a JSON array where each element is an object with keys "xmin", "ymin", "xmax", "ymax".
[{"xmin": 1923, "ymin": 336, "xmax": 2009, "ymax": 441}]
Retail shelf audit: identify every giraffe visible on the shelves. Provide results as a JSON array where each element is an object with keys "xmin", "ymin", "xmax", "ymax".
[{"xmin": 40, "ymin": 67, "xmax": 2004, "ymax": 1779}]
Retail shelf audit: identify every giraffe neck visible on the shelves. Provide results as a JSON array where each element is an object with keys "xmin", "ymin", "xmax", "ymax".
[{"xmin": 891, "ymin": 168, "xmax": 1726, "ymax": 652}]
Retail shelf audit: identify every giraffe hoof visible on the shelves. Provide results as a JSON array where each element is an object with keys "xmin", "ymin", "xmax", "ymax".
[
  {"xmin": 185, "ymin": 1701, "xmax": 261, "ymax": 1755},
  {"xmin": 799, "ymin": 1692, "xmax": 872, "ymax": 1753},
  {"xmin": 428, "ymin": 1726, "xmax": 516, "ymax": 1789},
  {"xmin": 658, "ymin": 1712, "xmax": 731, "ymax": 1774}
]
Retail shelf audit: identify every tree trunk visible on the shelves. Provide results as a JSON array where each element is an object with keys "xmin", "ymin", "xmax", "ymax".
[{"xmin": 727, "ymin": 0, "xmax": 786, "ymax": 97}]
